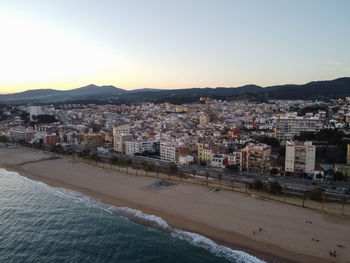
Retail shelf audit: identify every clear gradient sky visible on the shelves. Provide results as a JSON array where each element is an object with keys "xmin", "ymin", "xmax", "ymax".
[{"xmin": 0, "ymin": 0, "xmax": 350, "ymax": 93}]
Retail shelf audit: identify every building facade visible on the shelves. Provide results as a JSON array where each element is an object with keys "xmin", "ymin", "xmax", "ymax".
[
  {"xmin": 285, "ymin": 141, "xmax": 315, "ymax": 174},
  {"xmin": 274, "ymin": 115, "xmax": 323, "ymax": 141},
  {"xmin": 240, "ymin": 143, "xmax": 271, "ymax": 173}
]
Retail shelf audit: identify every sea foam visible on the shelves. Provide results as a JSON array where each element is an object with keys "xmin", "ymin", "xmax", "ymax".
[{"xmin": 0, "ymin": 168, "xmax": 265, "ymax": 263}]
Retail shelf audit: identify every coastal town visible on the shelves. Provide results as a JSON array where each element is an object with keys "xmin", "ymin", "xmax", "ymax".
[{"xmin": 1, "ymin": 97, "xmax": 350, "ymax": 197}]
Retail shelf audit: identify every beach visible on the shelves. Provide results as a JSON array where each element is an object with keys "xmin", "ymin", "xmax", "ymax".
[{"xmin": 1, "ymin": 147, "xmax": 349, "ymax": 263}]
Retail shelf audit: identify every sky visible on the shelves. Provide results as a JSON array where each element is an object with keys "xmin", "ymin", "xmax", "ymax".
[{"xmin": 0, "ymin": 0, "xmax": 349, "ymax": 93}]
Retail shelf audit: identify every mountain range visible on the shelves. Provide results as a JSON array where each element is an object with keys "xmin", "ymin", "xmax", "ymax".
[{"xmin": 1, "ymin": 77, "xmax": 350, "ymax": 104}]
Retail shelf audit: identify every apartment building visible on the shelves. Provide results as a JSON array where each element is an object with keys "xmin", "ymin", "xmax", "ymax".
[
  {"xmin": 9, "ymin": 127, "xmax": 35, "ymax": 142},
  {"xmin": 114, "ymin": 134, "xmax": 132, "ymax": 153},
  {"xmin": 160, "ymin": 143, "xmax": 178, "ymax": 164},
  {"xmin": 113, "ymin": 124, "xmax": 131, "ymax": 152},
  {"xmin": 274, "ymin": 115, "xmax": 323, "ymax": 141},
  {"xmin": 113, "ymin": 124, "xmax": 130, "ymax": 135},
  {"xmin": 124, "ymin": 140, "xmax": 157, "ymax": 156},
  {"xmin": 44, "ymin": 134, "xmax": 58, "ymax": 146},
  {"xmin": 240, "ymin": 143, "xmax": 271, "ymax": 173},
  {"xmin": 285, "ymin": 141, "xmax": 315, "ymax": 174},
  {"xmin": 197, "ymin": 143, "xmax": 213, "ymax": 165},
  {"xmin": 82, "ymin": 134, "xmax": 104, "ymax": 149},
  {"xmin": 212, "ymin": 154, "xmax": 226, "ymax": 168}
]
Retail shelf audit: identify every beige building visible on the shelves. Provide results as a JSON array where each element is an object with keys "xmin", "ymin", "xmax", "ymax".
[
  {"xmin": 285, "ymin": 141, "xmax": 315, "ymax": 174},
  {"xmin": 199, "ymin": 114, "xmax": 209, "ymax": 127},
  {"xmin": 240, "ymin": 143, "xmax": 271, "ymax": 173},
  {"xmin": 197, "ymin": 143, "xmax": 213, "ymax": 165},
  {"xmin": 113, "ymin": 124, "xmax": 131, "ymax": 152}
]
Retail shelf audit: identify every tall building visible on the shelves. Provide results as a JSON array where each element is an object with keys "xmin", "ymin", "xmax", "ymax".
[
  {"xmin": 160, "ymin": 142, "xmax": 179, "ymax": 164},
  {"xmin": 44, "ymin": 135, "xmax": 58, "ymax": 146},
  {"xmin": 285, "ymin": 141, "xmax": 315, "ymax": 174},
  {"xmin": 240, "ymin": 143, "xmax": 271, "ymax": 173},
  {"xmin": 197, "ymin": 143, "xmax": 213, "ymax": 165},
  {"xmin": 274, "ymin": 115, "xmax": 323, "ymax": 141},
  {"xmin": 125, "ymin": 140, "xmax": 158, "ymax": 156},
  {"xmin": 113, "ymin": 124, "xmax": 131, "ymax": 152},
  {"xmin": 114, "ymin": 134, "xmax": 132, "ymax": 153},
  {"xmin": 27, "ymin": 105, "xmax": 43, "ymax": 121}
]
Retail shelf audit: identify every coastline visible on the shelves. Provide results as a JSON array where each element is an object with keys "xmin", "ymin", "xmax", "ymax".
[{"xmin": 1, "ymin": 147, "xmax": 349, "ymax": 263}]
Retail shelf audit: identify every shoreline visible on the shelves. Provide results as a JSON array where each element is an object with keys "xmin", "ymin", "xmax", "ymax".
[
  {"xmin": 1, "ymin": 147, "xmax": 349, "ymax": 263},
  {"xmin": 0, "ymin": 164, "xmax": 298, "ymax": 263}
]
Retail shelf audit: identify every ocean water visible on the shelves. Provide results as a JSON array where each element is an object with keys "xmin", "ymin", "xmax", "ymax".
[{"xmin": 0, "ymin": 168, "xmax": 264, "ymax": 263}]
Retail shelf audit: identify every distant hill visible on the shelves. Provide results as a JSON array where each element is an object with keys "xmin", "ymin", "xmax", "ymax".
[
  {"xmin": 1, "ymin": 77, "xmax": 350, "ymax": 104},
  {"xmin": 0, "ymin": 84, "xmax": 126, "ymax": 103}
]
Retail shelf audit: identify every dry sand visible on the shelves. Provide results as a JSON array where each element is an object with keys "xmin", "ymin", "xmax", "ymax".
[{"xmin": 1, "ymin": 147, "xmax": 349, "ymax": 263}]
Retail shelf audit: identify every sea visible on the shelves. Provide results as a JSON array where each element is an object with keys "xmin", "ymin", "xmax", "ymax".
[{"xmin": 0, "ymin": 168, "xmax": 264, "ymax": 263}]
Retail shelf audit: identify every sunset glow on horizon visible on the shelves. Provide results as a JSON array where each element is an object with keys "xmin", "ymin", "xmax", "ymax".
[{"xmin": 1, "ymin": 0, "xmax": 350, "ymax": 94}]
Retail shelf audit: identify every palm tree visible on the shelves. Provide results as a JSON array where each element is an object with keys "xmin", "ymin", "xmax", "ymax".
[
  {"xmin": 205, "ymin": 172, "xmax": 209, "ymax": 186},
  {"xmin": 302, "ymin": 191, "xmax": 309, "ymax": 208},
  {"xmin": 322, "ymin": 192, "xmax": 327, "ymax": 212},
  {"xmin": 179, "ymin": 171, "xmax": 184, "ymax": 182},
  {"xmin": 341, "ymin": 196, "xmax": 347, "ymax": 216},
  {"xmin": 217, "ymin": 173, "xmax": 222, "ymax": 189},
  {"xmin": 266, "ymin": 183, "xmax": 271, "ymax": 199},
  {"xmin": 282, "ymin": 185, "xmax": 288, "ymax": 203}
]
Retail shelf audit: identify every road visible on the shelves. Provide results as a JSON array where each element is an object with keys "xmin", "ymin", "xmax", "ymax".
[{"xmin": 98, "ymin": 151, "xmax": 350, "ymax": 197}]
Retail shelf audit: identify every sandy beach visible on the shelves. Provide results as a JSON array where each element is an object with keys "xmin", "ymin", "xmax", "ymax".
[{"xmin": 1, "ymin": 147, "xmax": 349, "ymax": 263}]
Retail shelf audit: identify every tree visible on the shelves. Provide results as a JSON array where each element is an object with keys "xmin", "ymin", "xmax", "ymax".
[
  {"xmin": 334, "ymin": 171, "xmax": 345, "ymax": 181},
  {"xmin": 282, "ymin": 185, "xmax": 288, "ymax": 203},
  {"xmin": 302, "ymin": 191, "xmax": 309, "ymax": 208},
  {"xmin": 168, "ymin": 163, "xmax": 178, "ymax": 179},
  {"xmin": 253, "ymin": 179, "xmax": 264, "ymax": 190},
  {"xmin": 109, "ymin": 156, "xmax": 119, "ymax": 165},
  {"xmin": 266, "ymin": 183, "xmax": 271, "ymax": 198},
  {"xmin": 257, "ymin": 136, "xmax": 280, "ymax": 148},
  {"xmin": 217, "ymin": 173, "xmax": 222, "ymax": 188},
  {"xmin": 322, "ymin": 192, "xmax": 327, "ymax": 212},
  {"xmin": 141, "ymin": 161, "xmax": 149, "ymax": 176},
  {"xmin": 179, "ymin": 171, "xmax": 184, "ymax": 182},
  {"xmin": 270, "ymin": 168, "xmax": 279, "ymax": 176},
  {"xmin": 269, "ymin": 181, "xmax": 282, "ymax": 194},
  {"xmin": 309, "ymin": 187, "xmax": 324, "ymax": 201},
  {"xmin": 341, "ymin": 196, "xmax": 347, "ymax": 215},
  {"xmin": 205, "ymin": 172, "xmax": 209, "ymax": 186}
]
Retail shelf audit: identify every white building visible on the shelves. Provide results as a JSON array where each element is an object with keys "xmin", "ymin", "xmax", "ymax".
[
  {"xmin": 211, "ymin": 154, "xmax": 226, "ymax": 168},
  {"xmin": 274, "ymin": 115, "xmax": 323, "ymax": 141},
  {"xmin": 285, "ymin": 141, "xmax": 316, "ymax": 174},
  {"xmin": 160, "ymin": 143, "xmax": 178, "ymax": 164},
  {"xmin": 27, "ymin": 105, "xmax": 43, "ymax": 121},
  {"xmin": 9, "ymin": 127, "xmax": 35, "ymax": 142},
  {"xmin": 125, "ymin": 140, "xmax": 156, "ymax": 156}
]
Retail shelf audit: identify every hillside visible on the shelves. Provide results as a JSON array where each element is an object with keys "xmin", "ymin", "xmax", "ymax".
[{"xmin": 1, "ymin": 77, "xmax": 349, "ymax": 104}]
